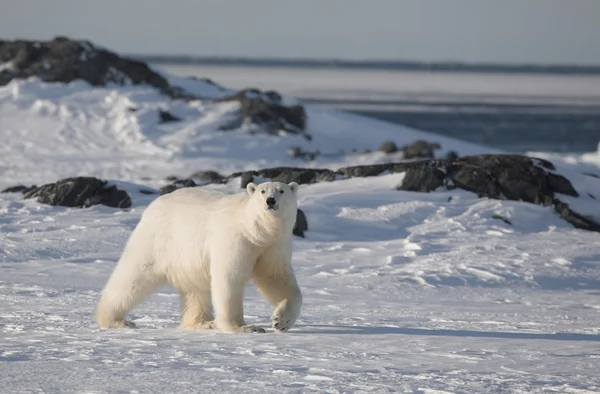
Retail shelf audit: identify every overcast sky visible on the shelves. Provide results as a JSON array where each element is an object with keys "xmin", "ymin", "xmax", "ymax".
[{"xmin": 1, "ymin": 0, "xmax": 599, "ymax": 65}]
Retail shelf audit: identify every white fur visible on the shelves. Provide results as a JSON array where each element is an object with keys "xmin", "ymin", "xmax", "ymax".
[{"xmin": 95, "ymin": 181, "xmax": 302, "ymax": 333}]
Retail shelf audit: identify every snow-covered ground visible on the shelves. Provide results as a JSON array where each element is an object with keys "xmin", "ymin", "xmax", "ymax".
[{"xmin": 1, "ymin": 71, "xmax": 600, "ymax": 393}]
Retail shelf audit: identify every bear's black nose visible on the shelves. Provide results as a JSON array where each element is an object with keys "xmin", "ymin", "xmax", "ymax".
[{"xmin": 266, "ymin": 197, "xmax": 276, "ymax": 206}]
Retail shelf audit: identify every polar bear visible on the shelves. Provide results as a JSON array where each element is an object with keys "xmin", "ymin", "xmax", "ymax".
[{"xmin": 94, "ymin": 181, "xmax": 303, "ymax": 334}]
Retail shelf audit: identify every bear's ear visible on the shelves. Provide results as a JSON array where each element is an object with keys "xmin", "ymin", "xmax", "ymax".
[
  {"xmin": 288, "ymin": 182, "xmax": 299, "ymax": 194},
  {"xmin": 246, "ymin": 182, "xmax": 257, "ymax": 196}
]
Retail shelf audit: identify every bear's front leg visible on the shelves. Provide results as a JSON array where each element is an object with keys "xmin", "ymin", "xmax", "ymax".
[
  {"xmin": 253, "ymin": 250, "xmax": 303, "ymax": 332},
  {"xmin": 210, "ymin": 253, "xmax": 265, "ymax": 334}
]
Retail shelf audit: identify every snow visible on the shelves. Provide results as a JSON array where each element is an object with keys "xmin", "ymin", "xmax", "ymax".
[{"xmin": 1, "ymin": 71, "xmax": 600, "ymax": 393}]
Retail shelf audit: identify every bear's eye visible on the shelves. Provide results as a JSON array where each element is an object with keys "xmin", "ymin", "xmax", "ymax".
[
  {"xmin": 279, "ymin": 190, "xmax": 284, "ymax": 194},
  {"xmin": 261, "ymin": 190, "xmax": 266, "ymax": 194}
]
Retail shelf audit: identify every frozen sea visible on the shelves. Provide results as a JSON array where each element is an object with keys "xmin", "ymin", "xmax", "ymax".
[{"xmin": 153, "ymin": 63, "xmax": 600, "ymax": 154}]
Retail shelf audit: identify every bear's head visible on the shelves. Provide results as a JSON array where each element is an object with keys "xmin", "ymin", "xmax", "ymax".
[{"xmin": 246, "ymin": 181, "xmax": 299, "ymax": 214}]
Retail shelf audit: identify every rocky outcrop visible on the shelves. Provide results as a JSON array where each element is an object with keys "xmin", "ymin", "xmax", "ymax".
[
  {"xmin": 401, "ymin": 140, "xmax": 442, "ymax": 160},
  {"xmin": 216, "ymin": 89, "xmax": 309, "ymax": 138},
  {"xmin": 158, "ymin": 109, "xmax": 181, "ymax": 123},
  {"xmin": 0, "ymin": 37, "xmax": 309, "ymax": 136},
  {"xmin": 403, "ymin": 154, "xmax": 599, "ymax": 233},
  {"xmin": 234, "ymin": 167, "xmax": 339, "ymax": 188},
  {"xmin": 397, "ymin": 155, "xmax": 578, "ymax": 201},
  {"xmin": 159, "ymin": 171, "xmax": 227, "ymax": 195},
  {"xmin": 22, "ymin": 177, "xmax": 132, "ymax": 208},
  {"xmin": 0, "ymin": 37, "xmax": 196, "ymax": 100},
  {"xmin": 1, "ymin": 184, "xmax": 37, "ymax": 194},
  {"xmin": 159, "ymin": 178, "xmax": 199, "ymax": 195},
  {"xmin": 189, "ymin": 170, "xmax": 226, "ymax": 184},
  {"xmin": 224, "ymin": 155, "xmax": 599, "ymax": 233},
  {"xmin": 293, "ymin": 208, "xmax": 308, "ymax": 238},
  {"xmin": 5, "ymin": 155, "xmax": 596, "ymax": 234},
  {"xmin": 378, "ymin": 140, "xmax": 442, "ymax": 159}
]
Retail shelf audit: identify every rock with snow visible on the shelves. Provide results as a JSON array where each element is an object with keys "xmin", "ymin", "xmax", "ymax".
[
  {"xmin": 397, "ymin": 154, "xmax": 599, "ymax": 232},
  {"xmin": 159, "ymin": 178, "xmax": 198, "ymax": 195},
  {"xmin": 379, "ymin": 140, "xmax": 442, "ymax": 159},
  {"xmin": 158, "ymin": 109, "xmax": 181, "ymax": 123},
  {"xmin": 0, "ymin": 37, "xmax": 197, "ymax": 100},
  {"xmin": 293, "ymin": 208, "xmax": 308, "ymax": 238},
  {"xmin": 189, "ymin": 170, "xmax": 226, "ymax": 184},
  {"xmin": 216, "ymin": 89, "xmax": 309, "ymax": 138},
  {"xmin": 22, "ymin": 177, "xmax": 131, "ymax": 208},
  {"xmin": 286, "ymin": 146, "xmax": 321, "ymax": 161},
  {"xmin": 1, "ymin": 184, "xmax": 36, "ymax": 193},
  {"xmin": 1, "ymin": 37, "xmax": 311, "ymax": 137},
  {"xmin": 378, "ymin": 140, "xmax": 398, "ymax": 154},
  {"xmin": 401, "ymin": 140, "xmax": 441, "ymax": 159},
  {"xmin": 398, "ymin": 155, "xmax": 576, "ymax": 199},
  {"xmin": 235, "ymin": 167, "xmax": 338, "ymax": 187},
  {"xmin": 160, "ymin": 172, "xmax": 227, "ymax": 195},
  {"xmin": 226, "ymin": 155, "xmax": 599, "ymax": 233}
]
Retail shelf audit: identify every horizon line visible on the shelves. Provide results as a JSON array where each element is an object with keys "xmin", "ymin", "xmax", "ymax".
[{"xmin": 130, "ymin": 54, "xmax": 600, "ymax": 76}]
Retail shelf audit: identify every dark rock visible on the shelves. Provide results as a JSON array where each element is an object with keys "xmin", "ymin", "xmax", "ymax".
[
  {"xmin": 293, "ymin": 209, "xmax": 308, "ymax": 238},
  {"xmin": 165, "ymin": 175, "xmax": 180, "ymax": 181},
  {"xmin": 554, "ymin": 201, "xmax": 600, "ymax": 232},
  {"xmin": 338, "ymin": 162, "xmax": 415, "ymax": 179},
  {"xmin": 264, "ymin": 90, "xmax": 282, "ymax": 104},
  {"xmin": 22, "ymin": 177, "xmax": 131, "ymax": 208},
  {"xmin": 287, "ymin": 146, "xmax": 320, "ymax": 161},
  {"xmin": 583, "ymin": 172, "xmax": 600, "ymax": 179},
  {"xmin": 232, "ymin": 167, "xmax": 339, "ymax": 186},
  {"xmin": 0, "ymin": 37, "xmax": 199, "ymax": 100},
  {"xmin": 399, "ymin": 161, "xmax": 446, "ymax": 192},
  {"xmin": 216, "ymin": 89, "xmax": 309, "ymax": 139},
  {"xmin": 531, "ymin": 158, "xmax": 556, "ymax": 171},
  {"xmin": 546, "ymin": 172, "xmax": 578, "ymax": 196},
  {"xmin": 399, "ymin": 155, "xmax": 577, "ymax": 203},
  {"xmin": 160, "ymin": 178, "xmax": 198, "ymax": 195},
  {"xmin": 1, "ymin": 185, "xmax": 37, "ymax": 194},
  {"xmin": 225, "ymin": 154, "xmax": 598, "ymax": 233},
  {"xmin": 397, "ymin": 154, "xmax": 598, "ymax": 232},
  {"xmin": 379, "ymin": 141, "xmax": 398, "ymax": 154},
  {"xmin": 445, "ymin": 150, "xmax": 460, "ymax": 161},
  {"xmin": 401, "ymin": 140, "xmax": 441, "ymax": 160},
  {"xmin": 189, "ymin": 170, "xmax": 225, "ymax": 184},
  {"xmin": 492, "ymin": 214, "xmax": 513, "ymax": 225},
  {"xmin": 240, "ymin": 172, "xmax": 255, "ymax": 189},
  {"xmin": 158, "ymin": 109, "xmax": 180, "ymax": 123},
  {"xmin": 138, "ymin": 189, "xmax": 157, "ymax": 195}
]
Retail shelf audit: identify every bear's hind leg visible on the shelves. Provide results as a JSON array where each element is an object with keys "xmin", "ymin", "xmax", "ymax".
[
  {"xmin": 180, "ymin": 291, "xmax": 215, "ymax": 329},
  {"xmin": 95, "ymin": 260, "xmax": 163, "ymax": 329}
]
